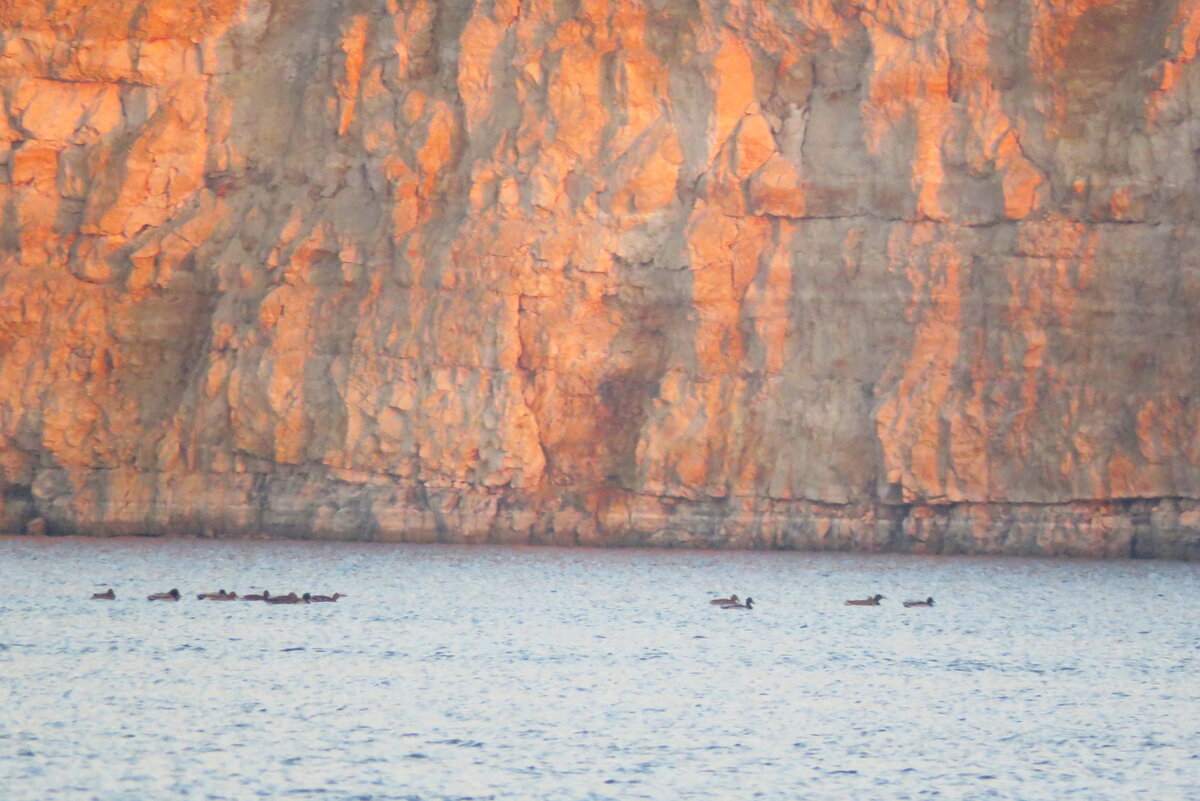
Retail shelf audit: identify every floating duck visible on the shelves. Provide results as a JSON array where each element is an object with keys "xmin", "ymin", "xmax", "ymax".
[
  {"xmin": 148, "ymin": 589, "xmax": 181, "ymax": 601},
  {"xmin": 903, "ymin": 597, "xmax": 934, "ymax": 607},
  {"xmin": 709, "ymin": 594, "xmax": 739, "ymax": 605},
  {"xmin": 309, "ymin": 593, "xmax": 344, "ymax": 603},
  {"xmin": 90, "ymin": 588, "xmax": 115, "ymax": 600},
  {"xmin": 264, "ymin": 592, "xmax": 301, "ymax": 605},
  {"xmin": 721, "ymin": 597, "xmax": 753, "ymax": 610},
  {"xmin": 197, "ymin": 589, "xmax": 237, "ymax": 600},
  {"xmin": 241, "ymin": 590, "xmax": 271, "ymax": 601},
  {"xmin": 845, "ymin": 594, "xmax": 885, "ymax": 606}
]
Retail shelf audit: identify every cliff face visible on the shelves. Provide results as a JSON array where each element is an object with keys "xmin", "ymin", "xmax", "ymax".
[{"xmin": 2, "ymin": 0, "xmax": 1199, "ymax": 558}]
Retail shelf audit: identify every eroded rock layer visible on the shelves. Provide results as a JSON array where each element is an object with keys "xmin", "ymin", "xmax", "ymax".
[{"xmin": 2, "ymin": 0, "xmax": 1199, "ymax": 557}]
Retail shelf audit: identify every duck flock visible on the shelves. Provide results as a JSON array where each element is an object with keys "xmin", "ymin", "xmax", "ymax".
[
  {"xmin": 710, "ymin": 593, "xmax": 935, "ymax": 609},
  {"xmin": 88, "ymin": 588, "xmax": 932, "ymax": 609},
  {"xmin": 89, "ymin": 588, "xmax": 344, "ymax": 604}
]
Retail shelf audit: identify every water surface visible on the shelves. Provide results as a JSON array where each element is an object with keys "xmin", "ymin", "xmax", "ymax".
[{"xmin": 2, "ymin": 536, "xmax": 1198, "ymax": 799}]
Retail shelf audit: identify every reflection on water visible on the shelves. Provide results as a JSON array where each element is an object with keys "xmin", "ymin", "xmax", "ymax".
[{"xmin": 2, "ymin": 536, "xmax": 1198, "ymax": 800}]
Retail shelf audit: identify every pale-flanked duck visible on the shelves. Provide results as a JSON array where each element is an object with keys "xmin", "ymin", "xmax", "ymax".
[
  {"xmin": 709, "ymin": 594, "xmax": 739, "ymax": 605},
  {"xmin": 148, "ymin": 589, "xmax": 181, "ymax": 601},
  {"xmin": 242, "ymin": 590, "xmax": 271, "ymax": 601},
  {"xmin": 845, "ymin": 594, "xmax": 885, "ymax": 606},
  {"xmin": 91, "ymin": 588, "xmax": 115, "ymax": 600},
  {"xmin": 903, "ymin": 597, "xmax": 934, "ymax": 608},
  {"xmin": 309, "ymin": 593, "xmax": 344, "ymax": 603},
  {"xmin": 265, "ymin": 592, "xmax": 301, "ymax": 605},
  {"xmin": 721, "ymin": 597, "xmax": 753, "ymax": 610}
]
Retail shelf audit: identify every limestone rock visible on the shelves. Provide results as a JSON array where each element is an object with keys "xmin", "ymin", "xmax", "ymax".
[{"xmin": 1, "ymin": 0, "xmax": 1198, "ymax": 558}]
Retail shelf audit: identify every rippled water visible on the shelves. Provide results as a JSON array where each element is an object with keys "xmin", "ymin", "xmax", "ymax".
[{"xmin": 2, "ymin": 536, "xmax": 1199, "ymax": 800}]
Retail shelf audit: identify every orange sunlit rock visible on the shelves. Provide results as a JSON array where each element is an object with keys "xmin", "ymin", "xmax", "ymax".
[{"xmin": 0, "ymin": 0, "xmax": 1197, "ymax": 557}]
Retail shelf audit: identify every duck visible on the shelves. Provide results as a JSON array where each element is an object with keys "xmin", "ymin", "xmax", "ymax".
[
  {"xmin": 308, "ymin": 593, "xmax": 344, "ymax": 603},
  {"xmin": 845, "ymin": 594, "xmax": 885, "ymax": 606},
  {"xmin": 264, "ymin": 592, "xmax": 301, "ymax": 605},
  {"xmin": 721, "ymin": 597, "xmax": 753, "ymax": 610},
  {"xmin": 90, "ymin": 588, "xmax": 115, "ymax": 600},
  {"xmin": 197, "ymin": 589, "xmax": 236, "ymax": 600},
  {"xmin": 903, "ymin": 597, "xmax": 934, "ymax": 607},
  {"xmin": 148, "ymin": 589, "xmax": 181, "ymax": 601},
  {"xmin": 241, "ymin": 590, "xmax": 271, "ymax": 601},
  {"xmin": 709, "ymin": 593, "xmax": 739, "ymax": 605}
]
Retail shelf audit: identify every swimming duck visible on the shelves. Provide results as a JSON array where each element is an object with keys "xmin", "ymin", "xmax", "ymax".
[
  {"xmin": 197, "ymin": 589, "xmax": 236, "ymax": 600},
  {"xmin": 709, "ymin": 594, "xmax": 739, "ymax": 605},
  {"xmin": 721, "ymin": 597, "xmax": 753, "ymax": 609},
  {"xmin": 241, "ymin": 590, "xmax": 271, "ymax": 601},
  {"xmin": 148, "ymin": 589, "xmax": 181, "ymax": 601},
  {"xmin": 308, "ymin": 593, "xmax": 344, "ymax": 603},
  {"xmin": 264, "ymin": 592, "xmax": 301, "ymax": 605},
  {"xmin": 903, "ymin": 597, "xmax": 934, "ymax": 607},
  {"xmin": 844, "ymin": 594, "xmax": 885, "ymax": 606},
  {"xmin": 90, "ymin": 588, "xmax": 115, "ymax": 600}
]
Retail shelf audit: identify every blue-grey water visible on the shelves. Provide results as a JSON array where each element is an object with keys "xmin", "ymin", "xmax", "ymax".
[{"xmin": 1, "ymin": 536, "xmax": 1198, "ymax": 800}]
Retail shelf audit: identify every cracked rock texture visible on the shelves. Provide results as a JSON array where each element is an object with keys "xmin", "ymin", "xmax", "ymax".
[{"xmin": 2, "ymin": 0, "xmax": 1199, "ymax": 558}]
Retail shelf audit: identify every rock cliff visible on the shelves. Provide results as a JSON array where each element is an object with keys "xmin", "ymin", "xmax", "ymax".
[{"xmin": 2, "ymin": 0, "xmax": 1199, "ymax": 558}]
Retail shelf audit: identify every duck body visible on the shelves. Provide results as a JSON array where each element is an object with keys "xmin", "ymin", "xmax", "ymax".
[
  {"xmin": 721, "ymin": 597, "xmax": 753, "ymax": 610},
  {"xmin": 309, "ymin": 593, "xmax": 343, "ymax": 602},
  {"xmin": 148, "ymin": 588, "xmax": 181, "ymax": 601},
  {"xmin": 242, "ymin": 590, "xmax": 270, "ymax": 601},
  {"xmin": 709, "ymin": 594, "xmax": 739, "ymax": 606},
  {"xmin": 264, "ymin": 592, "xmax": 300, "ymax": 605},
  {"xmin": 845, "ymin": 594, "xmax": 885, "ymax": 606},
  {"xmin": 197, "ymin": 589, "xmax": 237, "ymax": 600},
  {"xmin": 90, "ymin": 588, "xmax": 115, "ymax": 600},
  {"xmin": 903, "ymin": 597, "xmax": 935, "ymax": 607}
]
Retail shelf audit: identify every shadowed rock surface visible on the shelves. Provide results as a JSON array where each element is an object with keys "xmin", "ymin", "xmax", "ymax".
[{"xmin": 1, "ymin": 0, "xmax": 1198, "ymax": 557}]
